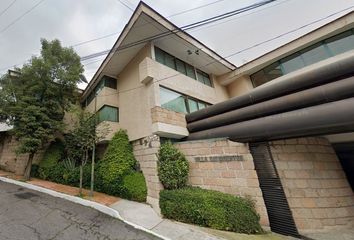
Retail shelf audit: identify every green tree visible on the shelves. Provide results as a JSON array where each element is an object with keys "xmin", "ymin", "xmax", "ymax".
[
  {"xmin": 0, "ymin": 39, "xmax": 84, "ymax": 180},
  {"xmin": 65, "ymin": 108, "xmax": 109, "ymax": 195}
]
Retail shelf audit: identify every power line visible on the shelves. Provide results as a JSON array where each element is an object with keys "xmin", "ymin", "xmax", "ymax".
[
  {"xmin": 87, "ymin": 6, "xmax": 354, "ymax": 99},
  {"xmin": 189, "ymin": 0, "xmax": 292, "ymax": 34},
  {"xmin": 116, "ymin": 0, "xmax": 134, "ymax": 11},
  {"xmin": 0, "ymin": 0, "xmax": 45, "ymax": 34},
  {"xmin": 0, "ymin": 0, "xmax": 230, "ymax": 72},
  {"xmin": 222, "ymin": 5, "xmax": 354, "ymax": 60},
  {"xmin": 0, "ymin": 0, "xmax": 17, "ymax": 18},
  {"xmin": 80, "ymin": 0, "xmax": 275, "ymax": 61},
  {"xmin": 71, "ymin": 0, "xmax": 228, "ymax": 48}
]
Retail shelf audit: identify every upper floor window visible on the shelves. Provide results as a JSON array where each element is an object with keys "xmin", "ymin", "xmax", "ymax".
[
  {"xmin": 98, "ymin": 105, "xmax": 119, "ymax": 123},
  {"xmin": 160, "ymin": 86, "xmax": 211, "ymax": 114},
  {"xmin": 84, "ymin": 75, "xmax": 117, "ymax": 107},
  {"xmin": 154, "ymin": 47, "xmax": 213, "ymax": 87},
  {"xmin": 251, "ymin": 29, "xmax": 354, "ymax": 87}
]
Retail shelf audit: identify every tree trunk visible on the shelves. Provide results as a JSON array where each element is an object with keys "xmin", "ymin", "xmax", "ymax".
[
  {"xmin": 79, "ymin": 163, "xmax": 83, "ymax": 195},
  {"xmin": 23, "ymin": 152, "xmax": 35, "ymax": 181}
]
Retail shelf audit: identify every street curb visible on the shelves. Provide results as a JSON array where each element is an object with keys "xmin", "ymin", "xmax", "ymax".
[{"xmin": 0, "ymin": 176, "xmax": 170, "ymax": 240}]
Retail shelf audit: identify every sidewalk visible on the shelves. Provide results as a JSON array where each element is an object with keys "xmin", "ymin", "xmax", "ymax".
[
  {"xmin": 110, "ymin": 199, "xmax": 288, "ymax": 240},
  {"xmin": 0, "ymin": 169, "xmax": 289, "ymax": 240}
]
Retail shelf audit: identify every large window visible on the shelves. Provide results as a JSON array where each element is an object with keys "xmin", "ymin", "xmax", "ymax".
[
  {"xmin": 155, "ymin": 47, "xmax": 212, "ymax": 87},
  {"xmin": 251, "ymin": 29, "xmax": 354, "ymax": 87},
  {"xmin": 84, "ymin": 76, "xmax": 117, "ymax": 106},
  {"xmin": 98, "ymin": 105, "xmax": 119, "ymax": 123},
  {"xmin": 160, "ymin": 87, "xmax": 210, "ymax": 114}
]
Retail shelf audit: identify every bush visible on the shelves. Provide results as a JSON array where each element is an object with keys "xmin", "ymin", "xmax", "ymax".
[
  {"xmin": 160, "ymin": 187, "xmax": 262, "ymax": 234},
  {"xmin": 38, "ymin": 140, "xmax": 64, "ymax": 179},
  {"xmin": 30, "ymin": 164, "xmax": 39, "ymax": 178},
  {"xmin": 97, "ymin": 130, "xmax": 137, "ymax": 194},
  {"xmin": 157, "ymin": 141, "xmax": 189, "ymax": 190},
  {"xmin": 121, "ymin": 172, "xmax": 147, "ymax": 202}
]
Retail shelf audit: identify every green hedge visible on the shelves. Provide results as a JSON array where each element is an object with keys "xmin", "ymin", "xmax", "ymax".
[
  {"xmin": 38, "ymin": 140, "xmax": 64, "ymax": 180},
  {"xmin": 160, "ymin": 187, "xmax": 262, "ymax": 234},
  {"xmin": 36, "ymin": 129, "xmax": 147, "ymax": 202},
  {"xmin": 97, "ymin": 130, "xmax": 137, "ymax": 194},
  {"xmin": 120, "ymin": 172, "xmax": 147, "ymax": 202},
  {"xmin": 158, "ymin": 141, "xmax": 189, "ymax": 190}
]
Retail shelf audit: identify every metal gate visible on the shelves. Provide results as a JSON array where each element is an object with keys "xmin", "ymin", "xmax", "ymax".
[{"xmin": 249, "ymin": 142, "xmax": 301, "ymax": 238}]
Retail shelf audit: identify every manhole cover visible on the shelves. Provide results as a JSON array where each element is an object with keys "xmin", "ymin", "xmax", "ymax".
[{"xmin": 14, "ymin": 192, "xmax": 39, "ymax": 199}]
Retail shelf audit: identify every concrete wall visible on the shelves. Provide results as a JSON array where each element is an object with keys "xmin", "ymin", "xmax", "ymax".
[
  {"xmin": 0, "ymin": 134, "xmax": 44, "ymax": 175},
  {"xmin": 174, "ymin": 138, "xmax": 269, "ymax": 227},
  {"xmin": 226, "ymin": 75, "xmax": 254, "ymax": 98},
  {"xmin": 269, "ymin": 137, "xmax": 354, "ymax": 233}
]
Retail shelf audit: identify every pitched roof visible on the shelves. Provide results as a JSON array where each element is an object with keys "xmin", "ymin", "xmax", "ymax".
[{"xmin": 82, "ymin": 1, "xmax": 236, "ymax": 100}]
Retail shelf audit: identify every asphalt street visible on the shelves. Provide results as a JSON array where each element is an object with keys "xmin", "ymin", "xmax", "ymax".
[{"xmin": 0, "ymin": 181, "xmax": 161, "ymax": 240}]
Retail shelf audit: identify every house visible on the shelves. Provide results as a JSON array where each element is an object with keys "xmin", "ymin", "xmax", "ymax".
[{"xmin": 81, "ymin": 2, "xmax": 354, "ymax": 236}]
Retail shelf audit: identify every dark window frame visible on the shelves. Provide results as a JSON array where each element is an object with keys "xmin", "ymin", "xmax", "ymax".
[
  {"xmin": 97, "ymin": 104, "xmax": 119, "ymax": 123},
  {"xmin": 154, "ymin": 46, "xmax": 214, "ymax": 88},
  {"xmin": 250, "ymin": 29, "xmax": 354, "ymax": 88},
  {"xmin": 159, "ymin": 86, "xmax": 211, "ymax": 114}
]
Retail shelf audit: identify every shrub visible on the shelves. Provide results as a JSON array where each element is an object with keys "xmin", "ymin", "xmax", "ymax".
[
  {"xmin": 160, "ymin": 187, "xmax": 263, "ymax": 234},
  {"xmin": 121, "ymin": 172, "xmax": 147, "ymax": 202},
  {"xmin": 157, "ymin": 141, "xmax": 189, "ymax": 190},
  {"xmin": 97, "ymin": 130, "xmax": 137, "ymax": 194},
  {"xmin": 30, "ymin": 164, "xmax": 39, "ymax": 178},
  {"xmin": 38, "ymin": 140, "xmax": 64, "ymax": 180}
]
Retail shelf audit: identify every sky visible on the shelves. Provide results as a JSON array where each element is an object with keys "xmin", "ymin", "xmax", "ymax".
[{"xmin": 0, "ymin": 0, "xmax": 353, "ymax": 89}]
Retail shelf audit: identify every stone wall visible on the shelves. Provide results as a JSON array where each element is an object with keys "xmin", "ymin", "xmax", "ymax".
[
  {"xmin": 151, "ymin": 106, "xmax": 186, "ymax": 128},
  {"xmin": 174, "ymin": 138, "xmax": 270, "ymax": 227},
  {"xmin": 132, "ymin": 135, "xmax": 163, "ymax": 213},
  {"xmin": 0, "ymin": 134, "xmax": 43, "ymax": 175},
  {"xmin": 270, "ymin": 137, "xmax": 354, "ymax": 233}
]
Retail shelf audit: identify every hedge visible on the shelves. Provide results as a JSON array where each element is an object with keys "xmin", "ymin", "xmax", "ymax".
[
  {"xmin": 38, "ymin": 140, "xmax": 64, "ymax": 180},
  {"xmin": 120, "ymin": 172, "xmax": 147, "ymax": 202},
  {"xmin": 157, "ymin": 141, "xmax": 189, "ymax": 190},
  {"xmin": 160, "ymin": 187, "xmax": 263, "ymax": 234},
  {"xmin": 35, "ymin": 129, "xmax": 147, "ymax": 202},
  {"xmin": 97, "ymin": 129, "xmax": 137, "ymax": 194}
]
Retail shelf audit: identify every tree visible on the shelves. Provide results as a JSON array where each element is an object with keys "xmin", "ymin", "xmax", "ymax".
[
  {"xmin": 65, "ymin": 108, "xmax": 109, "ymax": 195},
  {"xmin": 0, "ymin": 39, "xmax": 84, "ymax": 180}
]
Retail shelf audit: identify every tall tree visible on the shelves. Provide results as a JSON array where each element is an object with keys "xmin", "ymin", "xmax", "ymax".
[{"xmin": 0, "ymin": 39, "xmax": 84, "ymax": 180}]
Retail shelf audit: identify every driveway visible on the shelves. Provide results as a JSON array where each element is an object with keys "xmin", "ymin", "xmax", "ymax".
[{"xmin": 0, "ymin": 181, "xmax": 160, "ymax": 240}]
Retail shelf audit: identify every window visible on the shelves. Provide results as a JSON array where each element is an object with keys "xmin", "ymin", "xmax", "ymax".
[
  {"xmin": 280, "ymin": 53, "xmax": 305, "ymax": 74},
  {"xmin": 250, "ymin": 29, "xmax": 354, "ymax": 87},
  {"xmin": 301, "ymin": 43, "xmax": 329, "ymax": 65},
  {"xmin": 176, "ymin": 59, "xmax": 186, "ymax": 75},
  {"xmin": 264, "ymin": 62, "xmax": 283, "ymax": 81},
  {"xmin": 186, "ymin": 64, "xmax": 196, "ymax": 79},
  {"xmin": 84, "ymin": 75, "xmax": 117, "ymax": 106},
  {"xmin": 160, "ymin": 87, "xmax": 187, "ymax": 113},
  {"xmin": 325, "ymin": 30, "xmax": 354, "ymax": 56},
  {"xmin": 160, "ymin": 86, "xmax": 210, "ymax": 114},
  {"xmin": 102, "ymin": 76, "xmax": 117, "ymax": 89},
  {"xmin": 154, "ymin": 47, "xmax": 213, "ymax": 87},
  {"xmin": 98, "ymin": 105, "xmax": 119, "ymax": 123},
  {"xmin": 188, "ymin": 99, "xmax": 199, "ymax": 113},
  {"xmin": 196, "ymin": 70, "xmax": 212, "ymax": 87}
]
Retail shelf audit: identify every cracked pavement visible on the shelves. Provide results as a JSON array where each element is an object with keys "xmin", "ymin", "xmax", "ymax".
[{"xmin": 0, "ymin": 181, "xmax": 161, "ymax": 240}]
